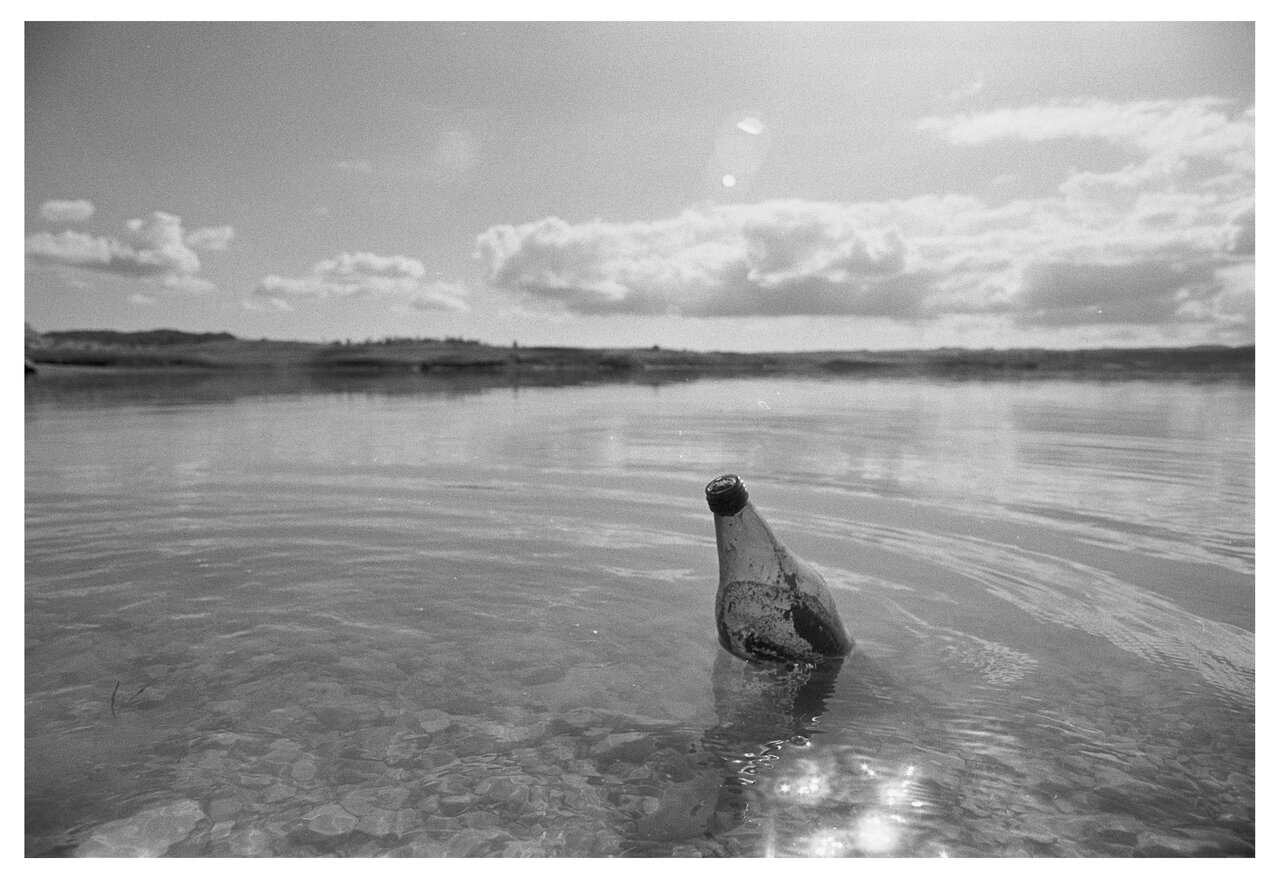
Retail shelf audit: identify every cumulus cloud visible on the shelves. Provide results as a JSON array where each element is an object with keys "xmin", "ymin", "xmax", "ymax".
[
  {"xmin": 25, "ymin": 209, "xmax": 230, "ymax": 293},
  {"xmin": 476, "ymin": 203, "xmax": 926, "ymax": 318},
  {"xmin": 39, "ymin": 198, "xmax": 95, "ymax": 224},
  {"xmin": 477, "ymin": 191, "xmax": 1249, "ymax": 332},
  {"xmin": 255, "ymin": 251, "xmax": 470, "ymax": 312}
]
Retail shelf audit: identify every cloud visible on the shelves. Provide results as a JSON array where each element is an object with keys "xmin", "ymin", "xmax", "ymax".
[
  {"xmin": 185, "ymin": 225, "xmax": 235, "ymax": 252},
  {"xmin": 315, "ymin": 251, "xmax": 427, "ymax": 281},
  {"xmin": 1227, "ymin": 207, "xmax": 1254, "ymax": 256},
  {"xmin": 255, "ymin": 251, "xmax": 471, "ymax": 312},
  {"xmin": 162, "ymin": 275, "xmax": 219, "ymax": 295},
  {"xmin": 477, "ymin": 187, "xmax": 1250, "ymax": 333},
  {"xmin": 917, "ymin": 98, "xmax": 1254, "ymax": 172},
  {"xmin": 25, "ymin": 210, "xmax": 230, "ymax": 293},
  {"xmin": 241, "ymin": 296, "xmax": 293, "ymax": 313},
  {"xmin": 38, "ymin": 198, "xmax": 95, "ymax": 224},
  {"xmin": 410, "ymin": 281, "xmax": 471, "ymax": 312},
  {"xmin": 476, "ymin": 203, "xmax": 926, "ymax": 318},
  {"xmin": 474, "ymin": 94, "xmax": 1252, "ymax": 340},
  {"xmin": 947, "ymin": 71, "xmax": 985, "ymax": 103}
]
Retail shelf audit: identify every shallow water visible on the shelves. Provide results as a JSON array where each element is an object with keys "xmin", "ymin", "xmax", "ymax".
[{"xmin": 25, "ymin": 372, "xmax": 1254, "ymax": 857}]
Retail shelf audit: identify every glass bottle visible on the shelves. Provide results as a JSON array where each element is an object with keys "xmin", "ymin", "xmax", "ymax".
[{"xmin": 705, "ymin": 474, "xmax": 852, "ymax": 664}]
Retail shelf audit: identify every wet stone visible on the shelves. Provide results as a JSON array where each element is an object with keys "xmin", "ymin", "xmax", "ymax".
[
  {"xmin": 1094, "ymin": 826, "xmax": 1140, "ymax": 848},
  {"xmin": 354, "ymin": 808, "xmax": 420, "ymax": 838},
  {"xmin": 458, "ymin": 811, "xmax": 501, "ymax": 829},
  {"xmin": 354, "ymin": 809, "xmax": 395, "ymax": 837},
  {"xmin": 425, "ymin": 814, "xmax": 462, "ymax": 831},
  {"xmin": 334, "ymin": 757, "xmax": 386, "ymax": 784},
  {"xmin": 438, "ymin": 795, "xmax": 474, "ymax": 816},
  {"xmin": 418, "ymin": 748, "xmax": 461, "ymax": 772},
  {"xmin": 388, "ymin": 839, "xmax": 450, "ymax": 857},
  {"xmin": 1136, "ymin": 832, "xmax": 1201, "ymax": 857},
  {"xmin": 228, "ymin": 828, "xmax": 271, "ymax": 856},
  {"xmin": 417, "ymin": 709, "xmax": 454, "ymax": 734},
  {"xmin": 290, "ymin": 759, "xmax": 318, "ymax": 782},
  {"xmin": 261, "ymin": 782, "xmax": 296, "ymax": 803},
  {"xmin": 339, "ymin": 786, "xmax": 410, "ymax": 816},
  {"xmin": 236, "ymin": 772, "xmax": 277, "ymax": 788},
  {"xmin": 313, "ymin": 706, "xmax": 364, "ymax": 732},
  {"xmin": 208, "ymin": 796, "xmax": 244, "ymax": 820},
  {"xmin": 474, "ymin": 776, "xmax": 519, "ymax": 801},
  {"xmin": 73, "ymin": 799, "xmax": 206, "ymax": 858},
  {"xmin": 444, "ymin": 829, "xmax": 490, "ymax": 857},
  {"xmin": 303, "ymin": 804, "xmax": 359, "ymax": 837},
  {"xmin": 591, "ymin": 732, "xmax": 655, "ymax": 763},
  {"xmin": 452, "ymin": 733, "xmax": 499, "ymax": 756},
  {"xmin": 351, "ymin": 727, "xmax": 396, "ymax": 759},
  {"xmin": 433, "ymin": 773, "xmax": 480, "ymax": 796}
]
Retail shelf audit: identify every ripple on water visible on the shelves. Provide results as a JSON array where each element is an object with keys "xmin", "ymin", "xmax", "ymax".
[{"xmin": 26, "ymin": 377, "xmax": 1252, "ymax": 856}]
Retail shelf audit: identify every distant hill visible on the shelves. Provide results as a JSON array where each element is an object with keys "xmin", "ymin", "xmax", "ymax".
[
  {"xmin": 44, "ymin": 329, "xmax": 238, "ymax": 347},
  {"xmin": 23, "ymin": 326, "xmax": 1254, "ymax": 381}
]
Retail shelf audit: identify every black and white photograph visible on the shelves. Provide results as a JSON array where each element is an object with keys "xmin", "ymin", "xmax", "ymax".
[{"xmin": 23, "ymin": 17, "xmax": 1255, "ymax": 858}]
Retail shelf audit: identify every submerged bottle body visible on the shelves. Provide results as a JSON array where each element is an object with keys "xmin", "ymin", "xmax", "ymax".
[{"xmin": 706, "ymin": 475, "xmax": 852, "ymax": 664}]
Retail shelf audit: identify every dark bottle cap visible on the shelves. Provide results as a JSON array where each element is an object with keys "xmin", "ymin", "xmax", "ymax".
[{"xmin": 705, "ymin": 474, "xmax": 749, "ymax": 516}]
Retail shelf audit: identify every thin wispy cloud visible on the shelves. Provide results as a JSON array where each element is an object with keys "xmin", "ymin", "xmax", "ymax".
[
  {"xmin": 917, "ymin": 98, "xmax": 1254, "ymax": 170},
  {"xmin": 255, "ymin": 251, "xmax": 471, "ymax": 312},
  {"xmin": 38, "ymin": 198, "xmax": 95, "ymax": 224},
  {"xmin": 184, "ymin": 225, "xmax": 236, "ymax": 252},
  {"xmin": 333, "ymin": 128, "xmax": 479, "ymax": 185},
  {"xmin": 946, "ymin": 71, "xmax": 985, "ymax": 103}
]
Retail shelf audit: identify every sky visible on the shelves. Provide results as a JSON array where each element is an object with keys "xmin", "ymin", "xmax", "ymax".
[{"xmin": 23, "ymin": 20, "xmax": 1256, "ymax": 351}]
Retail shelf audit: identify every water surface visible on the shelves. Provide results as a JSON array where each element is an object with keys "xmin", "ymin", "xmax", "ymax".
[{"xmin": 25, "ymin": 373, "xmax": 1254, "ymax": 856}]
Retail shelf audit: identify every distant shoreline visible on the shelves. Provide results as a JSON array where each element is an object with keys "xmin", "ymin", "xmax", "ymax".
[{"xmin": 24, "ymin": 328, "xmax": 1254, "ymax": 382}]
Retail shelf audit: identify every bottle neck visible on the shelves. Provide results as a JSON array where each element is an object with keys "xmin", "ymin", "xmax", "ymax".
[{"xmin": 713, "ymin": 502, "xmax": 786, "ymax": 573}]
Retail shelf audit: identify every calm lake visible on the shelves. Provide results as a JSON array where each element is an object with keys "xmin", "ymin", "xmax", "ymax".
[{"xmin": 24, "ymin": 371, "xmax": 1254, "ymax": 857}]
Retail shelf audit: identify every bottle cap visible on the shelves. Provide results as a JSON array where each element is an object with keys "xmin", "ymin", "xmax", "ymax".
[{"xmin": 705, "ymin": 474, "xmax": 749, "ymax": 516}]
